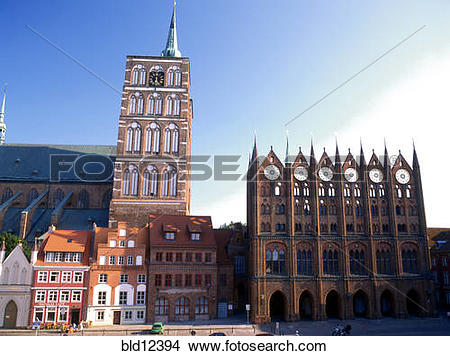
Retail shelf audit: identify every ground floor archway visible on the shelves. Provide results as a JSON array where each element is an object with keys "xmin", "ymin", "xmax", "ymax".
[
  {"xmin": 269, "ymin": 291, "xmax": 286, "ymax": 321},
  {"xmin": 380, "ymin": 290, "xmax": 394, "ymax": 317},
  {"xmin": 353, "ymin": 290, "xmax": 369, "ymax": 318},
  {"xmin": 325, "ymin": 290, "xmax": 340, "ymax": 319},
  {"xmin": 299, "ymin": 291, "xmax": 313, "ymax": 320},
  {"xmin": 3, "ymin": 300, "xmax": 18, "ymax": 328},
  {"xmin": 406, "ymin": 289, "xmax": 421, "ymax": 317}
]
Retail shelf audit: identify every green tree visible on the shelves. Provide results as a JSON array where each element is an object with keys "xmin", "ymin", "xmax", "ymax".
[{"xmin": 1, "ymin": 232, "xmax": 31, "ymax": 261}]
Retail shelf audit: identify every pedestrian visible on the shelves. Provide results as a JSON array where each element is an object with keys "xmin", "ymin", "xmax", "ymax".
[{"xmin": 191, "ymin": 329, "xmax": 196, "ymax": 336}]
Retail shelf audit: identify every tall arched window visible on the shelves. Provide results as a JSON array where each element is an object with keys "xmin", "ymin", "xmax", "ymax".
[
  {"xmin": 172, "ymin": 127, "xmax": 179, "ymax": 153},
  {"xmin": 265, "ymin": 244, "xmax": 286, "ymax": 275},
  {"xmin": 297, "ymin": 248, "xmax": 312, "ymax": 275},
  {"xmin": 175, "ymin": 297, "xmax": 190, "ymax": 315},
  {"xmin": 131, "ymin": 167, "xmax": 139, "ymax": 196},
  {"xmin": 350, "ymin": 248, "xmax": 366, "ymax": 275},
  {"xmin": 164, "ymin": 128, "xmax": 171, "ymax": 153},
  {"xmin": 132, "ymin": 65, "xmax": 146, "ymax": 86},
  {"xmin": 77, "ymin": 189, "xmax": 89, "ymax": 208},
  {"xmin": 303, "ymin": 183, "xmax": 310, "ymax": 197},
  {"xmin": 146, "ymin": 123, "xmax": 161, "ymax": 154},
  {"xmin": 166, "ymin": 94, "xmax": 180, "ymax": 116},
  {"xmin": 122, "ymin": 169, "xmax": 130, "ymax": 195},
  {"xmin": 293, "ymin": 183, "xmax": 300, "ymax": 196},
  {"xmin": 1, "ymin": 188, "xmax": 13, "ymax": 204},
  {"xmin": 129, "ymin": 95, "xmax": 137, "ymax": 114},
  {"xmin": 53, "ymin": 189, "xmax": 65, "ymax": 208},
  {"xmin": 323, "ymin": 248, "xmax": 339, "ymax": 275},
  {"xmin": 126, "ymin": 122, "xmax": 142, "ymax": 153},
  {"xmin": 402, "ymin": 247, "xmax": 418, "ymax": 273},
  {"xmin": 142, "ymin": 165, "xmax": 158, "ymax": 197},
  {"xmin": 126, "ymin": 127, "xmax": 133, "ymax": 152},
  {"xmin": 148, "ymin": 93, "xmax": 163, "ymax": 115},
  {"xmin": 129, "ymin": 92, "xmax": 144, "ymax": 115},
  {"xmin": 162, "ymin": 166, "xmax": 177, "ymax": 196},
  {"xmin": 377, "ymin": 248, "xmax": 392, "ymax": 274},
  {"xmin": 28, "ymin": 189, "xmax": 39, "ymax": 205},
  {"xmin": 167, "ymin": 66, "xmax": 182, "ymax": 87}
]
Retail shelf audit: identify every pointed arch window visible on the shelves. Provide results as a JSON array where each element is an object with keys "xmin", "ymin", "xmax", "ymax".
[
  {"xmin": 130, "ymin": 167, "xmax": 139, "ymax": 196},
  {"xmin": 354, "ymin": 184, "xmax": 361, "ymax": 197},
  {"xmin": 77, "ymin": 189, "xmax": 89, "ymax": 208},
  {"xmin": 164, "ymin": 128, "xmax": 171, "ymax": 153},
  {"xmin": 266, "ymin": 245, "xmax": 286, "ymax": 275},
  {"xmin": 168, "ymin": 66, "xmax": 182, "ymax": 87},
  {"xmin": 293, "ymin": 183, "xmax": 300, "ymax": 196},
  {"xmin": 328, "ymin": 183, "xmax": 335, "ymax": 197},
  {"xmin": 297, "ymin": 248, "xmax": 312, "ymax": 275},
  {"xmin": 162, "ymin": 166, "xmax": 177, "ymax": 197},
  {"xmin": 125, "ymin": 122, "xmax": 142, "ymax": 153},
  {"xmin": 304, "ymin": 200, "xmax": 311, "ymax": 215},
  {"xmin": 369, "ymin": 184, "xmax": 376, "ymax": 198},
  {"xmin": 53, "ymin": 189, "xmax": 65, "ymax": 208},
  {"xmin": 148, "ymin": 93, "xmax": 163, "ymax": 115},
  {"xmin": 143, "ymin": 165, "xmax": 158, "ymax": 197},
  {"xmin": 344, "ymin": 184, "xmax": 351, "ymax": 197},
  {"xmin": 406, "ymin": 185, "xmax": 411, "ymax": 198},
  {"xmin": 28, "ymin": 189, "xmax": 39, "ymax": 205},
  {"xmin": 129, "ymin": 92, "xmax": 144, "ymax": 115},
  {"xmin": 396, "ymin": 185, "xmax": 402, "ymax": 198},
  {"xmin": 132, "ymin": 65, "xmax": 146, "ymax": 86},
  {"xmin": 123, "ymin": 169, "xmax": 130, "ymax": 196},
  {"xmin": 302, "ymin": 183, "xmax": 310, "ymax": 197},
  {"xmin": 378, "ymin": 184, "xmax": 385, "ymax": 197},
  {"xmin": 1, "ymin": 188, "xmax": 13, "ymax": 204},
  {"xmin": 318, "ymin": 183, "xmax": 325, "ymax": 197}
]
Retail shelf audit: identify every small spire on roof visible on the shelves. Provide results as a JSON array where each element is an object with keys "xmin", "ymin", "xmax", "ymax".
[{"xmin": 162, "ymin": 1, "xmax": 182, "ymax": 57}]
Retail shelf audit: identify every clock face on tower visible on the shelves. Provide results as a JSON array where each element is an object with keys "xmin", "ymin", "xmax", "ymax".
[
  {"xmin": 318, "ymin": 167, "xmax": 333, "ymax": 181},
  {"xmin": 149, "ymin": 71, "xmax": 164, "ymax": 87},
  {"xmin": 294, "ymin": 166, "xmax": 308, "ymax": 181},
  {"xmin": 264, "ymin": 165, "xmax": 280, "ymax": 181},
  {"xmin": 395, "ymin": 169, "xmax": 410, "ymax": 184},
  {"xmin": 344, "ymin": 168, "xmax": 358, "ymax": 182},
  {"xmin": 369, "ymin": 168, "xmax": 383, "ymax": 183}
]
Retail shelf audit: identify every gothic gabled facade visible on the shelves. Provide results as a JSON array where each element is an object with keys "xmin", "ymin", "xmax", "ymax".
[
  {"xmin": 108, "ymin": 5, "xmax": 192, "ymax": 228},
  {"xmin": 247, "ymin": 138, "xmax": 434, "ymax": 323}
]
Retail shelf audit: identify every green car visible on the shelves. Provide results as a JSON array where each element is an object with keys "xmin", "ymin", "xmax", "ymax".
[{"xmin": 150, "ymin": 322, "xmax": 165, "ymax": 335}]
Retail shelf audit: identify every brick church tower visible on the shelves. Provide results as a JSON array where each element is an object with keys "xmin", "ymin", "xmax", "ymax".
[{"xmin": 109, "ymin": 3, "xmax": 192, "ymax": 228}]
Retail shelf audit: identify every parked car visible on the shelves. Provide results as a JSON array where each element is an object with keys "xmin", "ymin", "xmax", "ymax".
[
  {"xmin": 256, "ymin": 332, "xmax": 274, "ymax": 336},
  {"xmin": 209, "ymin": 332, "xmax": 226, "ymax": 336},
  {"xmin": 150, "ymin": 322, "xmax": 165, "ymax": 335}
]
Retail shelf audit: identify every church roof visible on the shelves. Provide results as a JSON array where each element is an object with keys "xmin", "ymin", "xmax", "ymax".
[{"xmin": 0, "ymin": 144, "xmax": 116, "ymax": 182}]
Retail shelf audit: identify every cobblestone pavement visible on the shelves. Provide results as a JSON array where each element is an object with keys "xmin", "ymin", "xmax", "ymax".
[{"xmin": 1, "ymin": 316, "xmax": 449, "ymax": 336}]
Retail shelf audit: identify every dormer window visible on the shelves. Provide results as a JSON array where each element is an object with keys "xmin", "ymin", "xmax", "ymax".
[
  {"xmin": 45, "ymin": 252, "xmax": 55, "ymax": 262},
  {"xmin": 165, "ymin": 232, "xmax": 176, "ymax": 240},
  {"xmin": 119, "ymin": 229, "xmax": 127, "ymax": 237},
  {"xmin": 191, "ymin": 233, "xmax": 200, "ymax": 241}
]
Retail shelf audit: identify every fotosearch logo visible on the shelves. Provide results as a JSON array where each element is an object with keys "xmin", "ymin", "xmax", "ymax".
[
  {"xmin": 50, "ymin": 154, "xmax": 114, "ymax": 182},
  {"xmin": 49, "ymin": 153, "xmax": 398, "ymax": 183}
]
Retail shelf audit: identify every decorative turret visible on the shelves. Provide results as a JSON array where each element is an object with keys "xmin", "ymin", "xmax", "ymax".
[
  {"xmin": 0, "ymin": 88, "xmax": 6, "ymax": 145},
  {"xmin": 162, "ymin": 1, "xmax": 182, "ymax": 57}
]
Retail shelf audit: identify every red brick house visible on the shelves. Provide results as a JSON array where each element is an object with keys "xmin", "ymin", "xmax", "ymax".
[{"xmin": 31, "ymin": 230, "xmax": 92, "ymax": 325}]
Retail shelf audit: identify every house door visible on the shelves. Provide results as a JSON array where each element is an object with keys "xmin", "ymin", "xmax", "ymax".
[
  {"xmin": 3, "ymin": 300, "xmax": 18, "ymax": 328},
  {"xmin": 70, "ymin": 309, "xmax": 80, "ymax": 324},
  {"xmin": 113, "ymin": 311, "xmax": 121, "ymax": 325}
]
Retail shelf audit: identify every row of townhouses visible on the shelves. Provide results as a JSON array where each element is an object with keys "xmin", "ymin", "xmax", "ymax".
[{"xmin": 0, "ymin": 214, "xmax": 240, "ymax": 327}]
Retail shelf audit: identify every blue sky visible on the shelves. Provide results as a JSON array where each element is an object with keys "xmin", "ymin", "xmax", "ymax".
[{"xmin": 1, "ymin": 0, "xmax": 450, "ymax": 226}]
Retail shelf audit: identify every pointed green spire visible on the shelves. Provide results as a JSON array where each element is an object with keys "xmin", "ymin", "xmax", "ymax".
[
  {"xmin": 0, "ymin": 88, "xmax": 6, "ymax": 145},
  {"xmin": 162, "ymin": 1, "xmax": 182, "ymax": 57}
]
